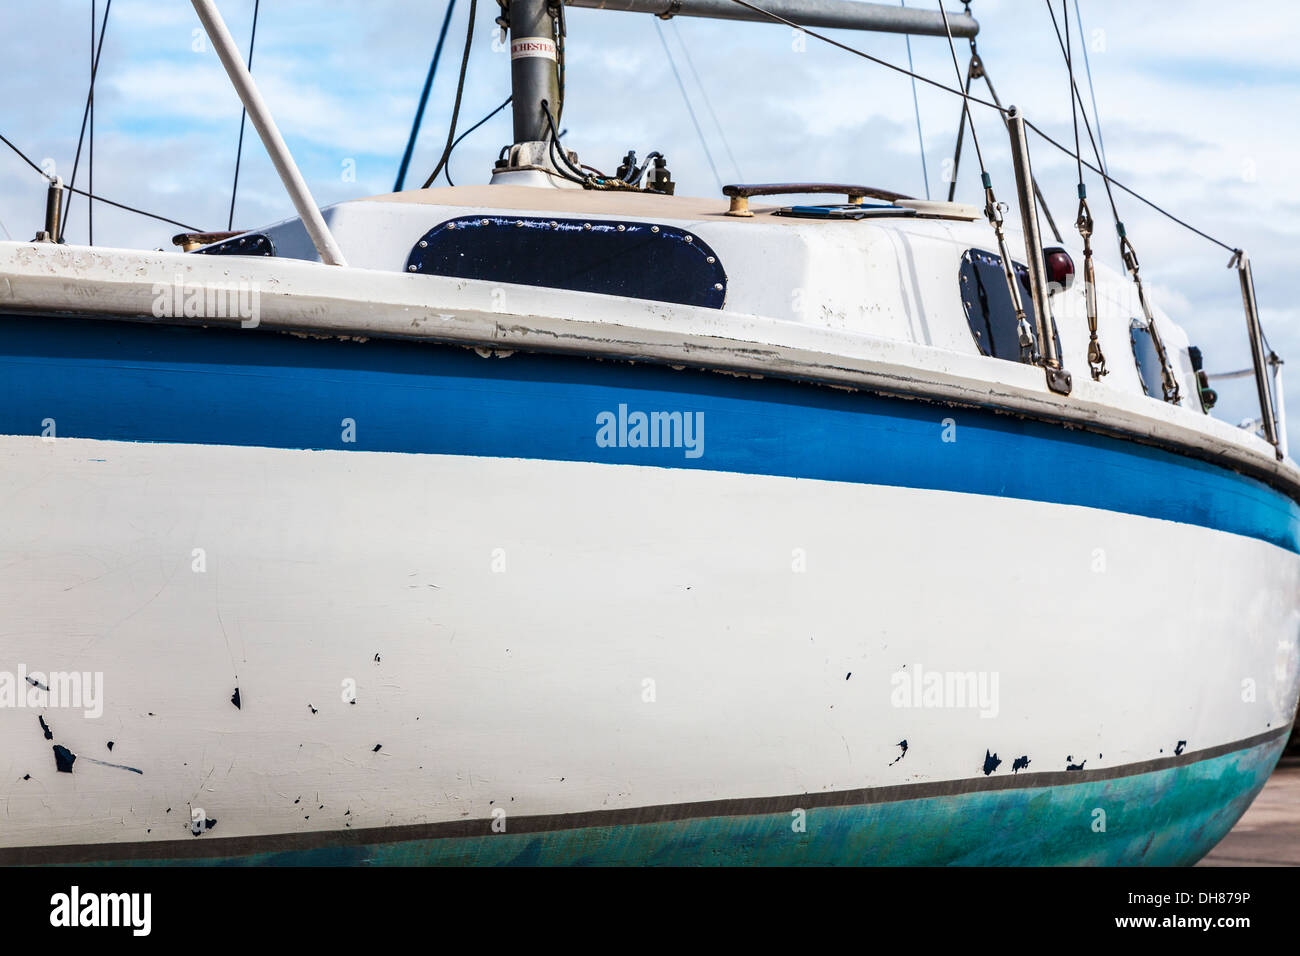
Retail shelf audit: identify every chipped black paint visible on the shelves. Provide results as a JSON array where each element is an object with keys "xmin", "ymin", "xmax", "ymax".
[
  {"xmin": 982, "ymin": 750, "xmax": 1001, "ymax": 775},
  {"xmin": 81, "ymin": 756, "xmax": 143, "ymax": 775},
  {"xmin": 38, "ymin": 716, "xmax": 53, "ymax": 740},
  {"xmin": 308, "ymin": 704, "xmax": 318, "ymax": 714},
  {"xmin": 1066, "ymin": 755, "xmax": 1086, "ymax": 771},
  {"xmin": 889, "ymin": 740, "xmax": 908, "ymax": 766},
  {"xmin": 231, "ymin": 687, "xmax": 241, "ymax": 709},
  {"xmin": 372, "ymin": 744, "xmax": 382, "ymax": 752},
  {"xmin": 1175, "ymin": 740, "xmax": 1187, "ymax": 756},
  {"xmin": 1012, "ymin": 755, "xmax": 1030, "ymax": 773},
  {"xmin": 106, "ymin": 741, "xmax": 114, "ymax": 751},
  {"xmin": 26, "ymin": 676, "xmax": 49, "ymax": 692},
  {"xmin": 53, "ymin": 745, "xmax": 76, "ymax": 773}
]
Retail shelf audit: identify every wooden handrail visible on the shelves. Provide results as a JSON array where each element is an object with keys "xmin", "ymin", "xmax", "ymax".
[{"xmin": 721, "ymin": 182, "xmax": 912, "ymax": 217}]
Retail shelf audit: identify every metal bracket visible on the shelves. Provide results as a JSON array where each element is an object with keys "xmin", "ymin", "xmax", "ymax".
[
  {"xmin": 1229, "ymin": 248, "xmax": 1283, "ymax": 456},
  {"xmin": 1045, "ymin": 367, "xmax": 1073, "ymax": 396}
]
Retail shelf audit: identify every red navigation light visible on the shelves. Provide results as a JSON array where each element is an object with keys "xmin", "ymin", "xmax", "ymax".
[{"xmin": 1043, "ymin": 247, "xmax": 1074, "ymax": 292}]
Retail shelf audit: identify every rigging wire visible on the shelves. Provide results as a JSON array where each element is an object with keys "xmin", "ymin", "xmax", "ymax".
[
  {"xmin": 1072, "ymin": 0, "xmax": 1110, "ymax": 181},
  {"xmin": 937, "ymin": 5, "xmax": 988, "ymax": 178},
  {"xmin": 227, "ymin": 0, "xmax": 260, "ymax": 229},
  {"xmin": 61, "ymin": 0, "xmax": 112, "ymax": 242},
  {"xmin": 1063, "ymin": 1, "xmax": 1106, "ymax": 379},
  {"xmin": 654, "ymin": 18, "xmax": 723, "ymax": 192},
  {"xmin": 1043, "ymin": 1, "xmax": 1176, "ymax": 399},
  {"xmin": 1025, "ymin": 121, "xmax": 1233, "ymax": 255},
  {"xmin": 421, "ymin": 0, "xmax": 478, "ymax": 190},
  {"xmin": 1039, "ymin": 4, "xmax": 1232, "ymax": 254},
  {"xmin": 552, "ymin": 1, "xmax": 567, "ymax": 127},
  {"xmin": 669, "ymin": 20, "xmax": 744, "ymax": 182},
  {"xmin": 1063, "ymin": 2, "xmax": 1082, "ymax": 187},
  {"xmin": 938, "ymin": 0, "xmax": 1035, "ymax": 361},
  {"xmin": 727, "ymin": 0, "xmax": 1003, "ymax": 112},
  {"xmin": 1043, "ymin": 2, "xmax": 1119, "ymax": 232},
  {"xmin": 0, "ymin": 131, "xmax": 200, "ymax": 231},
  {"xmin": 0, "ymin": 0, "xmax": 1241, "ymax": 263},
  {"xmin": 900, "ymin": 0, "xmax": 931, "ymax": 199},
  {"xmin": 395, "ymin": 0, "xmax": 458, "ymax": 192},
  {"xmin": 725, "ymin": 0, "xmax": 1234, "ymax": 258},
  {"xmin": 89, "ymin": 1, "xmax": 95, "ymax": 245},
  {"xmin": 444, "ymin": 94, "xmax": 512, "ymax": 187}
]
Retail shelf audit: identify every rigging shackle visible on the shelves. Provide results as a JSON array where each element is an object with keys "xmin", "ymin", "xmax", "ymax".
[
  {"xmin": 1121, "ymin": 231, "xmax": 1180, "ymax": 404},
  {"xmin": 1074, "ymin": 191, "xmax": 1106, "ymax": 379},
  {"xmin": 979, "ymin": 173, "xmax": 1034, "ymax": 360}
]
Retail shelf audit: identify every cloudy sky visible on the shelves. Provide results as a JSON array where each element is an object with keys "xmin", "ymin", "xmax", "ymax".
[{"xmin": 1, "ymin": 0, "xmax": 1297, "ymax": 443}]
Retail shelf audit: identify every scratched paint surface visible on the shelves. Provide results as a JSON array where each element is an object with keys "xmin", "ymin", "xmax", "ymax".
[{"xmin": 78, "ymin": 738, "xmax": 1281, "ymax": 867}]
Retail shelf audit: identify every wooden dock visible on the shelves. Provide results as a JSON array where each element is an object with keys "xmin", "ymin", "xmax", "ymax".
[{"xmin": 1200, "ymin": 757, "xmax": 1300, "ymax": 866}]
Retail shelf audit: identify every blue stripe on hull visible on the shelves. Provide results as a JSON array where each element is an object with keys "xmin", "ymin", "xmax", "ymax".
[
  {"xmin": 82, "ymin": 735, "xmax": 1284, "ymax": 866},
  {"xmin": 1, "ymin": 314, "xmax": 1297, "ymax": 553}
]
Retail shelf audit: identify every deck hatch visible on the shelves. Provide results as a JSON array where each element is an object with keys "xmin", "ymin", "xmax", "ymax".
[{"xmin": 404, "ymin": 216, "xmax": 727, "ymax": 308}]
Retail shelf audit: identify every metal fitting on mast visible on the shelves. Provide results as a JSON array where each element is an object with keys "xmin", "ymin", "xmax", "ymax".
[
  {"xmin": 508, "ymin": 0, "xmax": 562, "ymax": 145},
  {"xmin": 34, "ymin": 177, "xmax": 65, "ymax": 243}
]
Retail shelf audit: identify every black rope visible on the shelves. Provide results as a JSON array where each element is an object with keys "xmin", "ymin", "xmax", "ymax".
[
  {"xmin": 228, "ymin": 0, "xmax": 260, "ymax": 230},
  {"xmin": 395, "ymin": 0, "xmax": 458, "ymax": 192},
  {"xmin": 444, "ymin": 94, "xmax": 512, "ymax": 187},
  {"xmin": 1, "ymin": 132, "xmax": 200, "ymax": 231},
  {"xmin": 542, "ymin": 100, "xmax": 592, "ymax": 183},
  {"xmin": 61, "ymin": 0, "xmax": 112, "ymax": 242},
  {"xmin": 422, "ymin": 0, "xmax": 478, "ymax": 190}
]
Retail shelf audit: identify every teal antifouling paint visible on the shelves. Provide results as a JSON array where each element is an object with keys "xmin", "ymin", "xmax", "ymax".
[{"xmin": 84, "ymin": 736, "xmax": 1283, "ymax": 867}]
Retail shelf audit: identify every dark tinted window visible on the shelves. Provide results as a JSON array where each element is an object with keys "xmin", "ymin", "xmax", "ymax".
[
  {"xmin": 1129, "ymin": 320, "xmax": 1167, "ymax": 399},
  {"xmin": 405, "ymin": 216, "xmax": 727, "ymax": 309},
  {"xmin": 959, "ymin": 249, "xmax": 1059, "ymax": 362}
]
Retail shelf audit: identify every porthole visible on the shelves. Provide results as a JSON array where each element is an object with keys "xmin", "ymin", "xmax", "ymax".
[{"xmin": 959, "ymin": 249, "xmax": 1060, "ymax": 363}]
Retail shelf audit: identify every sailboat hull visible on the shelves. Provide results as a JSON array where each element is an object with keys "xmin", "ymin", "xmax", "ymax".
[{"xmin": 1, "ymin": 314, "xmax": 1297, "ymax": 865}]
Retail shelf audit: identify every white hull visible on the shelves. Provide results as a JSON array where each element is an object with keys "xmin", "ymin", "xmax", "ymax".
[{"xmin": 3, "ymin": 434, "xmax": 1296, "ymax": 858}]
